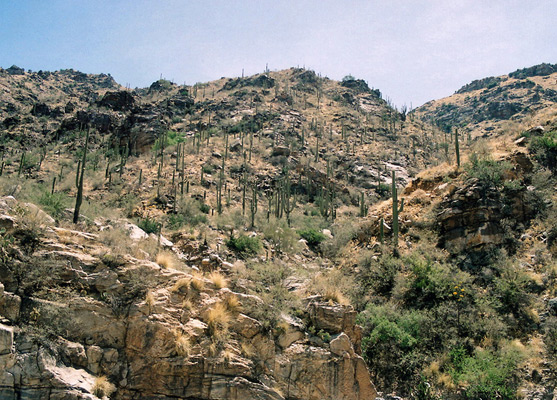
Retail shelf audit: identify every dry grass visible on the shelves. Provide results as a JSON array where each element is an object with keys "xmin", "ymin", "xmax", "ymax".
[
  {"xmin": 182, "ymin": 298, "xmax": 193, "ymax": 310},
  {"xmin": 323, "ymin": 287, "xmax": 350, "ymax": 306},
  {"xmin": 311, "ymin": 269, "xmax": 352, "ymax": 306},
  {"xmin": 156, "ymin": 250, "xmax": 177, "ymax": 269},
  {"xmin": 145, "ymin": 291, "xmax": 155, "ymax": 315},
  {"xmin": 224, "ymin": 294, "xmax": 242, "ymax": 314},
  {"xmin": 206, "ymin": 301, "xmax": 231, "ymax": 339},
  {"xmin": 209, "ymin": 271, "xmax": 227, "ymax": 289},
  {"xmin": 172, "ymin": 277, "xmax": 191, "ymax": 294},
  {"xmin": 190, "ymin": 271, "xmax": 205, "ymax": 291},
  {"xmin": 92, "ymin": 375, "xmax": 116, "ymax": 398},
  {"xmin": 174, "ymin": 330, "xmax": 191, "ymax": 357},
  {"xmin": 221, "ymin": 348, "xmax": 235, "ymax": 363}
]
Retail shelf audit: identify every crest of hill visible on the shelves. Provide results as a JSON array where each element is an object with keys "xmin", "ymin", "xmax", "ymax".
[{"xmin": 415, "ymin": 62, "xmax": 557, "ymax": 139}]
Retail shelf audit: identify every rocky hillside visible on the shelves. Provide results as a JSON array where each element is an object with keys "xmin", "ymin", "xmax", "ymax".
[
  {"xmin": 0, "ymin": 63, "xmax": 556, "ymax": 399},
  {"xmin": 415, "ymin": 63, "xmax": 557, "ymax": 139}
]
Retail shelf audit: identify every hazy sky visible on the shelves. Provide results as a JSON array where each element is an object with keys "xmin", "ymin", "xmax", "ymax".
[{"xmin": 1, "ymin": 1, "xmax": 556, "ymax": 107}]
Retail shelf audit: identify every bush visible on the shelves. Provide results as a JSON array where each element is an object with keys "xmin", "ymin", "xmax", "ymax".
[
  {"xmin": 167, "ymin": 198, "xmax": 208, "ymax": 229},
  {"xmin": 38, "ymin": 191, "xmax": 68, "ymax": 219},
  {"xmin": 263, "ymin": 218, "xmax": 300, "ymax": 254},
  {"xmin": 359, "ymin": 252, "xmax": 402, "ymax": 297},
  {"xmin": 225, "ymin": 234, "xmax": 261, "ymax": 256},
  {"xmin": 358, "ymin": 303, "xmax": 430, "ymax": 392},
  {"xmin": 529, "ymin": 130, "xmax": 557, "ymax": 171},
  {"xmin": 454, "ymin": 343, "xmax": 526, "ymax": 400},
  {"xmin": 137, "ymin": 217, "xmax": 160, "ymax": 234},
  {"xmin": 297, "ymin": 228, "xmax": 326, "ymax": 248},
  {"xmin": 465, "ymin": 152, "xmax": 511, "ymax": 191}
]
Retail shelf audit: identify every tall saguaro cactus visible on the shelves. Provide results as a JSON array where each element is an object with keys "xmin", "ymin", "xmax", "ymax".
[
  {"xmin": 73, "ymin": 126, "xmax": 90, "ymax": 224},
  {"xmin": 455, "ymin": 128, "xmax": 460, "ymax": 169},
  {"xmin": 391, "ymin": 170, "xmax": 404, "ymax": 255}
]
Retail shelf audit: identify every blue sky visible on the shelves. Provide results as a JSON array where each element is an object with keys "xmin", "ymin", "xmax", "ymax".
[{"xmin": 1, "ymin": 0, "xmax": 556, "ymax": 107}]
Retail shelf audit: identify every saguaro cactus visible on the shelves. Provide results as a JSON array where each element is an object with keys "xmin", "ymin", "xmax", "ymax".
[
  {"xmin": 73, "ymin": 126, "xmax": 90, "ymax": 224},
  {"xmin": 455, "ymin": 128, "xmax": 460, "ymax": 168},
  {"xmin": 391, "ymin": 170, "xmax": 404, "ymax": 255}
]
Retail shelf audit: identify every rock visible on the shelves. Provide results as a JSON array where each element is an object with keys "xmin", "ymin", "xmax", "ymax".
[
  {"xmin": 0, "ymin": 324, "xmax": 13, "ymax": 355},
  {"xmin": 0, "ymin": 292, "xmax": 21, "ymax": 322},
  {"xmin": 22, "ymin": 203, "xmax": 55, "ymax": 225},
  {"xmin": 58, "ymin": 338, "xmax": 87, "ymax": 368},
  {"xmin": 322, "ymin": 229, "xmax": 333, "ymax": 239},
  {"xmin": 148, "ymin": 232, "xmax": 173, "ymax": 247},
  {"xmin": 274, "ymin": 344, "xmax": 376, "ymax": 400},
  {"xmin": 212, "ymin": 151, "xmax": 223, "ymax": 159},
  {"xmin": 229, "ymin": 138, "xmax": 243, "ymax": 152},
  {"xmin": 307, "ymin": 301, "xmax": 362, "ymax": 351},
  {"xmin": 329, "ymin": 333, "xmax": 353, "ymax": 356},
  {"xmin": 233, "ymin": 314, "xmax": 262, "ymax": 339},
  {"xmin": 97, "ymin": 90, "xmax": 135, "ymax": 111},
  {"xmin": 86, "ymin": 345, "xmax": 103, "ymax": 374},
  {"xmin": 272, "ymin": 146, "xmax": 290, "ymax": 157},
  {"xmin": 124, "ymin": 222, "xmax": 148, "ymax": 240},
  {"xmin": 514, "ymin": 136, "xmax": 528, "ymax": 146},
  {"xmin": 549, "ymin": 298, "xmax": 557, "ymax": 315}
]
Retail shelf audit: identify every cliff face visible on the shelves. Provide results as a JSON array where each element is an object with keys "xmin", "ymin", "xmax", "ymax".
[{"xmin": 0, "ymin": 196, "xmax": 376, "ymax": 400}]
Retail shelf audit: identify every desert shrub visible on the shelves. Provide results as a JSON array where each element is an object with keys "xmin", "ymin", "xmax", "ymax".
[
  {"xmin": 492, "ymin": 262, "xmax": 536, "ymax": 334},
  {"xmin": 38, "ymin": 191, "xmax": 68, "ymax": 219},
  {"xmin": 156, "ymin": 250, "xmax": 177, "ymax": 269},
  {"xmin": 394, "ymin": 255, "xmax": 471, "ymax": 309},
  {"xmin": 237, "ymin": 261, "xmax": 301, "ymax": 331},
  {"xmin": 465, "ymin": 152, "xmax": 511, "ymax": 191},
  {"xmin": 206, "ymin": 301, "xmax": 231, "ymax": 340},
  {"xmin": 359, "ymin": 252, "xmax": 403, "ymax": 297},
  {"xmin": 359, "ymin": 303, "xmax": 431, "ymax": 392},
  {"xmin": 225, "ymin": 234, "xmax": 261, "ymax": 257},
  {"xmin": 297, "ymin": 228, "xmax": 326, "ymax": 248},
  {"xmin": 209, "ymin": 271, "xmax": 227, "ymax": 289},
  {"xmin": 529, "ymin": 130, "xmax": 557, "ymax": 171},
  {"xmin": 543, "ymin": 316, "xmax": 557, "ymax": 356},
  {"xmin": 320, "ymin": 220, "xmax": 357, "ymax": 258},
  {"xmin": 263, "ymin": 217, "xmax": 300, "ymax": 254},
  {"xmin": 451, "ymin": 343, "xmax": 526, "ymax": 400},
  {"xmin": 167, "ymin": 198, "xmax": 208, "ymax": 229},
  {"xmin": 137, "ymin": 217, "xmax": 160, "ymax": 234}
]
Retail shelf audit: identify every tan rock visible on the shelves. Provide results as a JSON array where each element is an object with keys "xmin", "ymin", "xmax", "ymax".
[{"xmin": 0, "ymin": 324, "xmax": 13, "ymax": 355}]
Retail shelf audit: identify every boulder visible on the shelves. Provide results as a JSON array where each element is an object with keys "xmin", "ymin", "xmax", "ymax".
[
  {"xmin": 0, "ymin": 324, "xmax": 13, "ymax": 355},
  {"xmin": 98, "ymin": 90, "xmax": 136, "ymax": 111}
]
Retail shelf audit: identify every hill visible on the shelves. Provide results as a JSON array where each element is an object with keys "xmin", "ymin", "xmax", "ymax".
[{"xmin": 0, "ymin": 63, "xmax": 556, "ymax": 399}]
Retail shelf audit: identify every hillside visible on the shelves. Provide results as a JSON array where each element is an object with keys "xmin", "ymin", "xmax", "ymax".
[
  {"xmin": 415, "ymin": 63, "xmax": 557, "ymax": 139},
  {"xmin": 0, "ymin": 64, "xmax": 556, "ymax": 400}
]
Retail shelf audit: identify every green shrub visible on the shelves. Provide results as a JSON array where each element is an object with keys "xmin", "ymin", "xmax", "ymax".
[
  {"xmin": 38, "ymin": 191, "xmax": 68, "ymax": 219},
  {"xmin": 465, "ymin": 152, "xmax": 511, "ymax": 191},
  {"xmin": 137, "ymin": 217, "xmax": 160, "ymax": 234},
  {"xmin": 225, "ymin": 234, "xmax": 261, "ymax": 256},
  {"xmin": 358, "ymin": 304, "xmax": 430, "ymax": 392},
  {"xmin": 263, "ymin": 217, "xmax": 300, "ymax": 254},
  {"xmin": 167, "ymin": 198, "xmax": 208, "ymax": 229},
  {"xmin": 455, "ymin": 344, "xmax": 526, "ymax": 400},
  {"xmin": 297, "ymin": 228, "xmax": 326, "ymax": 247},
  {"xmin": 359, "ymin": 252, "xmax": 402, "ymax": 297},
  {"xmin": 529, "ymin": 130, "xmax": 557, "ymax": 171}
]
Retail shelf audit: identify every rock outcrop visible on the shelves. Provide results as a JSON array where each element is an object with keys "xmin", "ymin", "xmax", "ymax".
[{"xmin": 0, "ymin": 197, "xmax": 376, "ymax": 400}]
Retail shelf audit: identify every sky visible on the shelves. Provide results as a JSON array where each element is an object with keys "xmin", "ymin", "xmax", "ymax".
[{"xmin": 1, "ymin": 0, "xmax": 556, "ymax": 108}]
